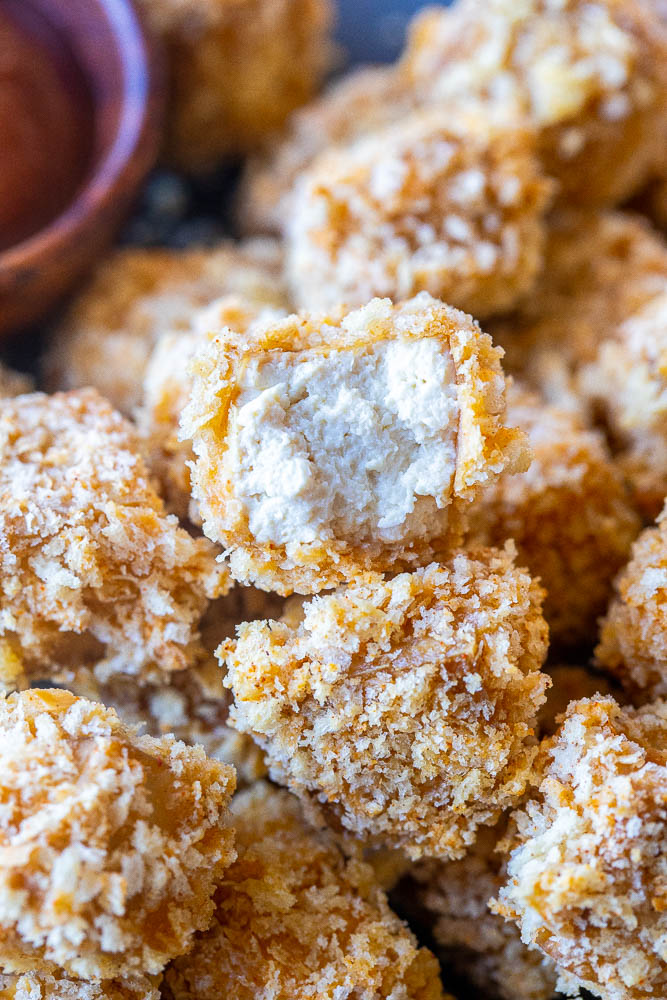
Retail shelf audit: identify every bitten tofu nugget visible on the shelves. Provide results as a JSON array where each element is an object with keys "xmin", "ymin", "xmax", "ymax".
[
  {"xmin": 221, "ymin": 550, "xmax": 549, "ymax": 860},
  {"xmin": 285, "ymin": 109, "xmax": 551, "ymax": 316},
  {"xmin": 0, "ymin": 689, "xmax": 236, "ymax": 980},
  {"xmin": 164, "ymin": 781, "xmax": 448, "ymax": 1000},
  {"xmin": 0, "ymin": 389, "xmax": 229, "ymax": 689},
  {"xmin": 494, "ymin": 696, "xmax": 667, "ymax": 1000},
  {"xmin": 182, "ymin": 294, "xmax": 529, "ymax": 594}
]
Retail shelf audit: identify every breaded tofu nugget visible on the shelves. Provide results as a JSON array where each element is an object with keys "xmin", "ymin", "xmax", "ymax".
[
  {"xmin": 164, "ymin": 781, "xmax": 448, "ymax": 1000},
  {"xmin": 138, "ymin": 297, "xmax": 287, "ymax": 521},
  {"xmin": 136, "ymin": 0, "xmax": 333, "ymax": 171},
  {"xmin": 221, "ymin": 551, "xmax": 549, "ymax": 859},
  {"xmin": 538, "ymin": 664, "xmax": 620, "ymax": 737},
  {"xmin": 409, "ymin": 822, "xmax": 557, "ymax": 1000},
  {"xmin": 0, "ymin": 689, "xmax": 236, "ymax": 980},
  {"xmin": 493, "ymin": 696, "xmax": 667, "ymax": 1000},
  {"xmin": 597, "ymin": 504, "xmax": 667, "ymax": 699},
  {"xmin": 285, "ymin": 109, "xmax": 551, "ymax": 316},
  {"xmin": 182, "ymin": 294, "xmax": 529, "ymax": 594},
  {"xmin": 240, "ymin": 64, "xmax": 413, "ymax": 235},
  {"xmin": 0, "ymin": 972, "xmax": 159, "ymax": 1000},
  {"xmin": 468, "ymin": 384, "xmax": 640, "ymax": 646},
  {"xmin": 0, "ymin": 389, "xmax": 229, "ymax": 689},
  {"xmin": 45, "ymin": 240, "xmax": 288, "ymax": 415},
  {"xmin": 402, "ymin": 0, "xmax": 667, "ymax": 207}
]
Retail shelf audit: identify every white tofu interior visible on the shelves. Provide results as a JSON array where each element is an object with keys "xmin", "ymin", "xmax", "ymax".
[{"xmin": 231, "ymin": 335, "xmax": 459, "ymax": 547}]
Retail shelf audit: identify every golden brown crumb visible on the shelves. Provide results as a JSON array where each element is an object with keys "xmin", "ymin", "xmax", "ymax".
[
  {"xmin": 164, "ymin": 781, "xmax": 449, "ymax": 1000},
  {"xmin": 240, "ymin": 64, "xmax": 413, "ymax": 235},
  {"xmin": 285, "ymin": 108, "xmax": 551, "ymax": 317},
  {"xmin": 494, "ymin": 696, "xmax": 667, "ymax": 1000},
  {"xmin": 182, "ymin": 294, "xmax": 529, "ymax": 594},
  {"xmin": 0, "ymin": 389, "xmax": 229, "ymax": 690},
  {"xmin": 408, "ymin": 821, "xmax": 557, "ymax": 1000},
  {"xmin": 0, "ymin": 364, "xmax": 32, "ymax": 399},
  {"xmin": 221, "ymin": 550, "xmax": 549, "ymax": 860},
  {"xmin": 468, "ymin": 383, "xmax": 640, "ymax": 646},
  {"xmin": 538, "ymin": 664, "xmax": 621, "ymax": 737},
  {"xmin": 0, "ymin": 973, "xmax": 160, "ymax": 1000},
  {"xmin": 138, "ymin": 297, "xmax": 287, "ymax": 521},
  {"xmin": 45, "ymin": 241, "xmax": 288, "ymax": 415},
  {"xmin": 402, "ymin": 0, "xmax": 667, "ymax": 208},
  {"xmin": 596, "ymin": 504, "xmax": 667, "ymax": 699},
  {"xmin": 0, "ymin": 689, "xmax": 236, "ymax": 980}
]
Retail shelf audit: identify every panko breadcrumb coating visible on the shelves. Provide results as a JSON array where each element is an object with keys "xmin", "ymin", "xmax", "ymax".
[
  {"xmin": 221, "ymin": 550, "xmax": 549, "ymax": 860},
  {"xmin": 596, "ymin": 504, "xmax": 667, "ymax": 699},
  {"xmin": 182, "ymin": 294, "xmax": 529, "ymax": 594},
  {"xmin": 0, "ymin": 973, "xmax": 160, "ymax": 1000},
  {"xmin": 137, "ymin": 0, "xmax": 333, "ymax": 171},
  {"xmin": 494, "ymin": 696, "xmax": 667, "ymax": 1000},
  {"xmin": 0, "ymin": 389, "xmax": 229, "ymax": 690},
  {"xmin": 138, "ymin": 296, "xmax": 287, "ymax": 521},
  {"xmin": 240, "ymin": 64, "xmax": 413, "ymax": 235},
  {"xmin": 468, "ymin": 384, "xmax": 640, "ymax": 646},
  {"xmin": 45, "ymin": 240, "xmax": 288, "ymax": 415},
  {"xmin": 0, "ymin": 689, "xmax": 236, "ymax": 980},
  {"xmin": 408, "ymin": 822, "xmax": 557, "ymax": 1000},
  {"xmin": 285, "ymin": 108, "xmax": 551, "ymax": 316},
  {"xmin": 538, "ymin": 664, "xmax": 619, "ymax": 737},
  {"xmin": 402, "ymin": 0, "xmax": 667, "ymax": 207},
  {"xmin": 164, "ymin": 781, "xmax": 448, "ymax": 1000}
]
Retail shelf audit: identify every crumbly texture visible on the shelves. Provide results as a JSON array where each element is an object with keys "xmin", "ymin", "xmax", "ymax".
[
  {"xmin": 0, "ymin": 364, "xmax": 32, "ymax": 399},
  {"xmin": 44, "ymin": 240, "xmax": 288, "ymax": 415},
  {"xmin": 0, "ymin": 389, "xmax": 229, "ymax": 689},
  {"xmin": 494, "ymin": 696, "xmax": 667, "ymax": 1000},
  {"xmin": 0, "ymin": 689, "xmax": 236, "ymax": 979},
  {"xmin": 0, "ymin": 973, "xmax": 160, "ymax": 1000},
  {"xmin": 182, "ymin": 294, "xmax": 529, "ymax": 594},
  {"xmin": 221, "ymin": 551, "xmax": 549, "ymax": 859},
  {"xmin": 138, "ymin": 297, "xmax": 287, "ymax": 521},
  {"xmin": 164, "ymin": 782, "xmax": 448, "ymax": 1000},
  {"xmin": 492, "ymin": 210, "xmax": 667, "ymax": 518},
  {"xmin": 240, "ymin": 64, "xmax": 414, "ymax": 235},
  {"xmin": 408, "ymin": 822, "xmax": 557, "ymax": 1000},
  {"xmin": 285, "ymin": 108, "xmax": 551, "ymax": 317},
  {"xmin": 596, "ymin": 503, "xmax": 667, "ymax": 699},
  {"xmin": 538, "ymin": 664, "xmax": 620, "ymax": 737},
  {"xmin": 468, "ymin": 383, "xmax": 640, "ymax": 646},
  {"xmin": 137, "ymin": 0, "xmax": 333, "ymax": 171},
  {"xmin": 402, "ymin": 0, "xmax": 667, "ymax": 207}
]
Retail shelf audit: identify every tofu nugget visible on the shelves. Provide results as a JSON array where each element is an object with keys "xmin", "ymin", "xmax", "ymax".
[
  {"xmin": 597, "ymin": 504, "xmax": 667, "ymax": 699},
  {"xmin": 493, "ymin": 696, "xmax": 667, "ymax": 1000},
  {"xmin": 285, "ymin": 109, "xmax": 551, "ymax": 316},
  {"xmin": 0, "ymin": 974, "xmax": 159, "ymax": 1000},
  {"xmin": 468, "ymin": 384, "xmax": 640, "ymax": 646},
  {"xmin": 137, "ymin": 0, "xmax": 333, "ymax": 172},
  {"xmin": 182, "ymin": 294, "xmax": 529, "ymax": 594},
  {"xmin": 408, "ymin": 822, "xmax": 557, "ymax": 1000},
  {"xmin": 164, "ymin": 781, "xmax": 448, "ymax": 1000},
  {"xmin": 402, "ymin": 0, "xmax": 667, "ymax": 208},
  {"xmin": 0, "ymin": 689, "xmax": 235, "ymax": 980},
  {"xmin": 221, "ymin": 550, "xmax": 549, "ymax": 860},
  {"xmin": 0, "ymin": 389, "xmax": 229, "ymax": 689},
  {"xmin": 45, "ymin": 240, "xmax": 288, "ymax": 415}
]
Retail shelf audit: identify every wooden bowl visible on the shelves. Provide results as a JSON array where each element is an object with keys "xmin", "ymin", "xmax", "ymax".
[{"xmin": 0, "ymin": 0, "xmax": 163, "ymax": 337}]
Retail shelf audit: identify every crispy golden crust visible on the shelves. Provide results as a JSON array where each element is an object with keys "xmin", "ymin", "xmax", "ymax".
[
  {"xmin": 240, "ymin": 64, "xmax": 413, "ymax": 235},
  {"xmin": 0, "ymin": 973, "xmax": 160, "ymax": 1000},
  {"xmin": 494, "ymin": 696, "xmax": 667, "ymax": 1000},
  {"xmin": 285, "ymin": 108, "xmax": 551, "ymax": 317},
  {"xmin": 538, "ymin": 664, "xmax": 620, "ymax": 737},
  {"xmin": 138, "ymin": 0, "xmax": 333, "ymax": 171},
  {"xmin": 138, "ymin": 297, "xmax": 287, "ymax": 521},
  {"xmin": 221, "ymin": 551, "xmax": 549, "ymax": 859},
  {"xmin": 402, "ymin": 0, "xmax": 667, "ymax": 207},
  {"xmin": 408, "ymin": 822, "xmax": 557, "ymax": 1000},
  {"xmin": 164, "ymin": 782, "xmax": 448, "ymax": 1000},
  {"xmin": 45, "ymin": 241, "xmax": 288, "ymax": 415},
  {"xmin": 183, "ymin": 294, "xmax": 529, "ymax": 594},
  {"xmin": 0, "ymin": 389, "xmax": 229, "ymax": 689},
  {"xmin": 0, "ymin": 689, "xmax": 236, "ymax": 980},
  {"xmin": 596, "ymin": 504, "xmax": 667, "ymax": 699},
  {"xmin": 468, "ymin": 383, "xmax": 640, "ymax": 646}
]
